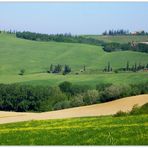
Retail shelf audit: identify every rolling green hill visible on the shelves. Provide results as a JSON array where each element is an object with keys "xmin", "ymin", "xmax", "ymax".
[
  {"xmin": 0, "ymin": 33, "xmax": 148, "ymax": 74},
  {"xmin": 84, "ymin": 35, "xmax": 148, "ymax": 43},
  {"xmin": 0, "ymin": 33, "xmax": 148, "ymax": 86}
]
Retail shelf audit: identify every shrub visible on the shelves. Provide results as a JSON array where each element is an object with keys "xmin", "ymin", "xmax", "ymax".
[
  {"xmin": 100, "ymin": 85, "xmax": 123, "ymax": 102},
  {"xmin": 114, "ymin": 69, "xmax": 119, "ymax": 73},
  {"xmin": 59, "ymin": 81, "xmax": 72, "ymax": 94},
  {"xmin": 19, "ymin": 69, "xmax": 25, "ymax": 75},
  {"xmin": 70, "ymin": 94, "xmax": 84, "ymax": 107},
  {"xmin": 114, "ymin": 103, "xmax": 148, "ymax": 117},
  {"xmin": 53, "ymin": 100, "xmax": 71, "ymax": 110},
  {"xmin": 114, "ymin": 110, "xmax": 128, "ymax": 117},
  {"xmin": 83, "ymin": 90, "xmax": 100, "ymax": 105},
  {"xmin": 53, "ymin": 102, "xmax": 63, "ymax": 110},
  {"xmin": 96, "ymin": 83, "xmax": 112, "ymax": 92},
  {"xmin": 70, "ymin": 84, "xmax": 90, "ymax": 95}
]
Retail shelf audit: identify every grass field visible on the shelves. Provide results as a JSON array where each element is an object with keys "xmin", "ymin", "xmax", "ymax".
[
  {"xmin": 0, "ymin": 115, "xmax": 148, "ymax": 145},
  {"xmin": 84, "ymin": 35, "xmax": 148, "ymax": 43},
  {"xmin": 0, "ymin": 34, "xmax": 148, "ymax": 75},
  {"xmin": 0, "ymin": 72, "xmax": 148, "ymax": 87},
  {"xmin": 0, "ymin": 33, "xmax": 148, "ymax": 86}
]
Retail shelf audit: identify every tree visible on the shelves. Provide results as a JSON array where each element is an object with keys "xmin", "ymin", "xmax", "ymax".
[
  {"xmin": 146, "ymin": 64, "xmax": 148, "ymax": 69},
  {"xmin": 83, "ymin": 65, "xmax": 86, "ymax": 71},
  {"xmin": 103, "ymin": 66, "xmax": 107, "ymax": 72},
  {"xmin": 107, "ymin": 62, "xmax": 110, "ymax": 72},
  {"xmin": 63, "ymin": 65, "xmax": 71, "ymax": 75},
  {"xmin": 126, "ymin": 61, "xmax": 129, "ymax": 71},
  {"xmin": 19, "ymin": 69, "xmax": 25, "ymax": 75},
  {"xmin": 53, "ymin": 64, "xmax": 62, "ymax": 73},
  {"xmin": 50, "ymin": 64, "xmax": 53, "ymax": 72},
  {"xmin": 134, "ymin": 62, "xmax": 137, "ymax": 72}
]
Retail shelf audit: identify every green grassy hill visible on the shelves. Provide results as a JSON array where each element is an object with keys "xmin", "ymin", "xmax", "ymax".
[
  {"xmin": 84, "ymin": 35, "xmax": 148, "ymax": 43},
  {"xmin": 0, "ymin": 33, "xmax": 148, "ymax": 86},
  {"xmin": 0, "ymin": 115, "xmax": 148, "ymax": 145},
  {"xmin": 0, "ymin": 33, "xmax": 148, "ymax": 74}
]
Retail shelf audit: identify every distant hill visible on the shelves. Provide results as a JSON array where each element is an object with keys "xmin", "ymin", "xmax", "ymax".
[
  {"xmin": 0, "ymin": 33, "xmax": 148, "ymax": 76},
  {"xmin": 84, "ymin": 35, "xmax": 148, "ymax": 44}
]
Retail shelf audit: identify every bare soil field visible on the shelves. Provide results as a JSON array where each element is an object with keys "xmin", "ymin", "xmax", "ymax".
[{"xmin": 0, "ymin": 94, "xmax": 148, "ymax": 124}]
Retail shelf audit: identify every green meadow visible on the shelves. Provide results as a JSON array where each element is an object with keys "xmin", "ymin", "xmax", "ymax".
[
  {"xmin": 0, "ymin": 34, "xmax": 148, "ymax": 86},
  {"xmin": 0, "ymin": 115, "xmax": 148, "ymax": 145},
  {"xmin": 0, "ymin": 72, "xmax": 148, "ymax": 87}
]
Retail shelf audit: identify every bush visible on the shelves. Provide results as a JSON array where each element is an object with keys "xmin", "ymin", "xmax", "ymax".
[
  {"xmin": 96, "ymin": 83, "xmax": 112, "ymax": 92},
  {"xmin": 114, "ymin": 69, "xmax": 119, "ymax": 73},
  {"xmin": 70, "ymin": 84, "xmax": 90, "ymax": 95},
  {"xmin": 70, "ymin": 95, "xmax": 84, "ymax": 107},
  {"xmin": 114, "ymin": 103, "xmax": 148, "ymax": 117},
  {"xmin": 59, "ymin": 81, "xmax": 72, "ymax": 94},
  {"xmin": 100, "ymin": 85, "xmax": 123, "ymax": 102},
  {"xmin": 83, "ymin": 90, "xmax": 100, "ymax": 105},
  {"xmin": 130, "ymin": 82, "xmax": 148, "ymax": 95},
  {"xmin": 114, "ymin": 110, "xmax": 128, "ymax": 117},
  {"xmin": 53, "ymin": 100, "xmax": 71, "ymax": 110},
  {"xmin": 19, "ymin": 69, "xmax": 25, "ymax": 75}
]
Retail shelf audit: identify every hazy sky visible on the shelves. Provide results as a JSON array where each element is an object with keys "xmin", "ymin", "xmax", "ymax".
[{"xmin": 0, "ymin": 2, "xmax": 148, "ymax": 35}]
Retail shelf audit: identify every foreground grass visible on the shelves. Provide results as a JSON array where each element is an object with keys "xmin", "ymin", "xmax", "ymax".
[{"xmin": 0, "ymin": 115, "xmax": 148, "ymax": 145}]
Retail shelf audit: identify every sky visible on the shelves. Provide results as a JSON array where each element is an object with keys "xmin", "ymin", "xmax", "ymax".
[{"xmin": 0, "ymin": 2, "xmax": 148, "ymax": 35}]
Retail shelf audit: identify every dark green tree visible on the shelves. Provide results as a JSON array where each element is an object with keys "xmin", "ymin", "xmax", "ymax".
[
  {"xmin": 107, "ymin": 62, "xmax": 110, "ymax": 72},
  {"xmin": 63, "ymin": 65, "xmax": 71, "ymax": 75},
  {"xmin": 50, "ymin": 64, "xmax": 53, "ymax": 72},
  {"xmin": 83, "ymin": 65, "xmax": 86, "ymax": 71},
  {"xmin": 19, "ymin": 69, "xmax": 25, "ymax": 75},
  {"xmin": 126, "ymin": 61, "xmax": 129, "ymax": 71}
]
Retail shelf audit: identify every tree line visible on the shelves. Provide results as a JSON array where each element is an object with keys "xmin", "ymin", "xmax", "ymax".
[
  {"xmin": 0, "ymin": 81, "xmax": 148, "ymax": 112},
  {"xmin": 103, "ymin": 61, "xmax": 148, "ymax": 73},
  {"xmin": 1, "ymin": 30, "xmax": 148, "ymax": 53},
  {"xmin": 102, "ymin": 29, "xmax": 148, "ymax": 35},
  {"xmin": 102, "ymin": 29, "xmax": 130, "ymax": 35},
  {"xmin": 16, "ymin": 31, "xmax": 104, "ymax": 45},
  {"xmin": 16, "ymin": 31, "xmax": 148, "ymax": 53}
]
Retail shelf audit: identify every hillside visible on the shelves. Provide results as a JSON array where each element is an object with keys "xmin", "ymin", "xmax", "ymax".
[
  {"xmin": 0, "ymin": 34, "xmax": 148, "ymax": 75},
  {"xmin": 84, "ymin": 35, "xmax": 148, "ymax": 43},
  {"xmin": 0, "ymin": 94, "xmax": 148, "ymax": 124}
]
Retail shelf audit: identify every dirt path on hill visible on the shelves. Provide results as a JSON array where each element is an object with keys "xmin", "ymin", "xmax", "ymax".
[{"xmin": 0, "ymin": 94, "xmax": 148, "ymax": 124}]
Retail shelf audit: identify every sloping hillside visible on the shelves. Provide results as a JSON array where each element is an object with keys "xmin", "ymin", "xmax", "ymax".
[
  {"xmin": 0, "ymin": 34, "xmax": 148, "ymax": 75},
  {"xmin": 0, "ymin": 94, "xmax": 147, "ymax": 124},
  {"xmin": 84, "ymin": 35, "xmax": 148, "ymax": 43}
]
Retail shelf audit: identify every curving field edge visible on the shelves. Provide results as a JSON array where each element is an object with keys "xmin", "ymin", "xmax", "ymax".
[{"xmin": 0, "ymin": 94, "xmax": 148, "ymax": 124}]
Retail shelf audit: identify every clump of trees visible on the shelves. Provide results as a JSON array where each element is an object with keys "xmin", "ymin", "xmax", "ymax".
[
  {"xmin": 63, "ymin": 65, "xmax": 71, "ymax": 75},
  {"xmin": 47, "ymin": 64, "xmax": 71, "ymax": 74},
  {"xmin": 102, "ymin": 29, "xmax": 148, "ymax": 36},
  {"xmin": 103, "ymin": 62, "xmax": 112, "ymax": 72},
  {"xmin": 102, "ymin": 29, "xmax": 130, "ymax": 36},
  {"xmin": 103, "ymin": 61, "xmax": 148, "ymax": 73}
]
